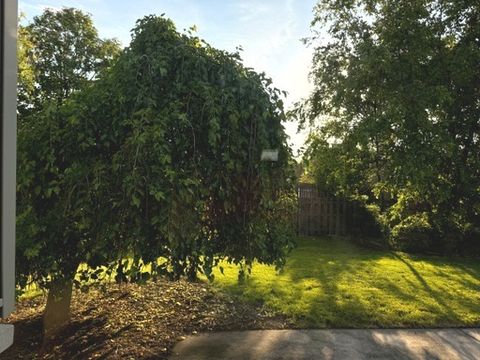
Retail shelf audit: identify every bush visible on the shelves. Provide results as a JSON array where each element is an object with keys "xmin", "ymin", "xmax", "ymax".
[
  {"xmin": 458, "ymin": 224, "xmax": 480, "ymax": 257},
  {"xmin": 390, "ymin": 213, "xmax": 435, "ymax": 253},
  {"xmin": 429, "ymin": 213, "xmax": 476, "ymax": 256},
  {"xmin": 350, "ymin": 203, "xmax": 389, "ymax": 249}
]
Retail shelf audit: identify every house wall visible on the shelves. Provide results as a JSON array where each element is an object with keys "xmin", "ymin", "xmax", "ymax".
[{"xmin": 1, "ymin": 0, "xmax": 17, "ymax": 319}]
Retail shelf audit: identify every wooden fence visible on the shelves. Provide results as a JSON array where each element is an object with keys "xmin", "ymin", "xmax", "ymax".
[{"xmin": 297, "ymin": 183, "xmax": 357, "ymax": 236}]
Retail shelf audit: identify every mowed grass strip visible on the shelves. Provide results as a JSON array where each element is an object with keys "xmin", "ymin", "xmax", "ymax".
[{"xmin": 211, "ymin": 237, "xmax": 480, "ymax": 328}]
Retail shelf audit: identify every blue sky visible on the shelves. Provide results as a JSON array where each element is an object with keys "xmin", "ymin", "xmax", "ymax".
[{"xmin": 20, "ymin": 0, "xmax": 316, "ymax": 155}]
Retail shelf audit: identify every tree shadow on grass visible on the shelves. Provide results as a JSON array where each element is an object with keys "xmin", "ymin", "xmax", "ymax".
[
  {"xmin": 391, "ymin": 254, "xmax": 480, "ymax": 325},
  {"xmin": 219, "ymin": 237, "xmax": 388, "ymax": 328},
  {"xmin": 283, "ymin": 239, "xmax": 387, "ymax": 328},
  {"xmin": 440, "ymin": 261, "xmax": 480, "ymax": 289},
  {"xmin": 218, "ymin": 236, "xmax": 480, "ymax": 328},
  {"xmin": 394, "ymin": 255, "xmax": 452, "ymax": 308}
]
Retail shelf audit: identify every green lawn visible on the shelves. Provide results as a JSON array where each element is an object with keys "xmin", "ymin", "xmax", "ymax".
[{"xmin": 211, "ymin": 236, "xmax": 480, "ymax": 328}]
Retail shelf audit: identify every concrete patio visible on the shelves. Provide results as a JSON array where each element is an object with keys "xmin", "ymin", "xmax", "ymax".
[{"xmin": 170, "ymin": 328, "xmax": 480, "ymax": 360}]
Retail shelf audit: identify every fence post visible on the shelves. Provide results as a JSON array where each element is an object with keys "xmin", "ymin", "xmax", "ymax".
[
  {"xmin": 335, "ymin": 198, "xmax": 341, "ymax": 235},
  {"xmin": 297, "ymin": 184, "xmax": 355, "ymax": 237}
]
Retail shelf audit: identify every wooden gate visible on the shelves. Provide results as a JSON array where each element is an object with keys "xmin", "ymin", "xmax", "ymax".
[{"xmin": 297, "ymin": 183, "xmax": 356, "ymax": 236}]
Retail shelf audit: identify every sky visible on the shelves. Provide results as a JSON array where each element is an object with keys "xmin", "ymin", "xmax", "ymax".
[{"xmin": 19, "ymin": 0, "xmax": 316, "ymax": 156}]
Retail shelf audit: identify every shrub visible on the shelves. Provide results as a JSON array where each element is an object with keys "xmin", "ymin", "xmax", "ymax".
[
  {"xmin": 390, "ymin": 213, "xmax": 434, "ymax": 253},
  {"xmin": 350, "ymin": 203, "xmax": 389, "ymax": 249},
  {"xmin": 461, "ymin": 225, "xmax": 480, "ymax": 257}
]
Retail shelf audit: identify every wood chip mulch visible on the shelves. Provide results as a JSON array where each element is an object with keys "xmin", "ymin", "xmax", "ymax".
[{"xmin": 0, "ymin": 279, "xmax": 293, "ymax": 359}]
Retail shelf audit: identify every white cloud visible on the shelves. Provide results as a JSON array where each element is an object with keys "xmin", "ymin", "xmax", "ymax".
[
  {"xmin": 222, "ymin": 0, "xmax": 313, "ymax": 156},
  {"xmin": 236, "ymin": 0, "xmax": 297, "ymax": 69},
  {"xmin": 236, "ymin": 1, "xmax": 271, "ymax": 22},
  {"xmin": 20, "ymin": 1, "xmax": 94, "ymax": 20}
]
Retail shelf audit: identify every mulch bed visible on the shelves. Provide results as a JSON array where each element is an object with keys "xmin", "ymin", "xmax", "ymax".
[{"xmin": 0, "ymin": 279, "xmax": 292, "ymax": 359}]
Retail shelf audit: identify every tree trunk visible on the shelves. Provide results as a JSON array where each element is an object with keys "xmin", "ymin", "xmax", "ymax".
[{"xmin": 43, "ymin": 278, "xmax": 73, "ymax": 341}]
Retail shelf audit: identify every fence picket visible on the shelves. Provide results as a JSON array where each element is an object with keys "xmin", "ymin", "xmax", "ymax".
[{"xmin": 297, "ymin": 183, "xmax": 355, "ymax": 236}]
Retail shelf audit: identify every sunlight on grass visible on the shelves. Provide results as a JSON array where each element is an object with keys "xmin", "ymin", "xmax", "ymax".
[
  {"xmin": 20, "ymin": 283, "xmax": 44, "ymax": 300},
  {"xmin": 211, "ymin": 237, "xmax": 480, "ymax": 327},
  {"xmin": 19, "ymin": 259, "xmax": 162, "ymax": 300}
]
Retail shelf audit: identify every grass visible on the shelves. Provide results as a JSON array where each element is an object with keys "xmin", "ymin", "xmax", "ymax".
[{"xmin": 210, "ymin": 236, "xmax": 480, "ymax": 328}]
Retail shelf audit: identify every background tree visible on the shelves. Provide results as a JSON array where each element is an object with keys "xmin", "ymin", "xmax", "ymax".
[
  {"xmin": 298, "ymin": 0, "xmax": 479, "ymax": 253},
  {"xmin": 17, "ymin": 8, "xmax": 120, "ymax": 118},
  {"xmin": 17, "ymin": 14, "xmax": 37, "ymax": 118},
  {"xmin": 17, "ymin": 15, "xmax": 295, "ymax": 337}
]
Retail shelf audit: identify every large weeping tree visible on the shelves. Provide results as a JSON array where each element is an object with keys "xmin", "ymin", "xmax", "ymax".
[
  {"xmin": 17, "ymin": 15, "xmax": 295, "ymax": 338},
  {"xmin": 298, "ymin": 0, "xmax": 479, "ymax": 253}
]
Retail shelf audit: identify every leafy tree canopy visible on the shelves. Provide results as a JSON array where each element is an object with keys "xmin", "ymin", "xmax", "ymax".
[
  {"xmin": 298, "ymin": 0, "xmax": 479, "ymax": 253},
  {"xmin": 18, "ymin": 8, "xmax": 121, "ymax": 117},
  {"xmin": 17, "ymin": 14, "xmax": 295, "ymax": 333}
]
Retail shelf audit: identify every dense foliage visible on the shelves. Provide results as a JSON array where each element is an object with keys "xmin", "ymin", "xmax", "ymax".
[
  {"xmin": 17, "ymin": 8, "xmax": 120, "ymax": 118},
  {"xmin": 298, "ymin": 0, "xmax": 479, "ymax": 254},
  {"xmin": 17, "ymin": 13, "xmax": 295, "ymax": 331},
  {"xmin": 17, "ymin": 9, "xmax": 121, "ymax": 289},
  {"xmin": 17, "ymin": 8, "xmax": 121, "ymax": 334},
  {"xmin": 82, "ymin": 16, "xmax": 295, "ymax": 281}
]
